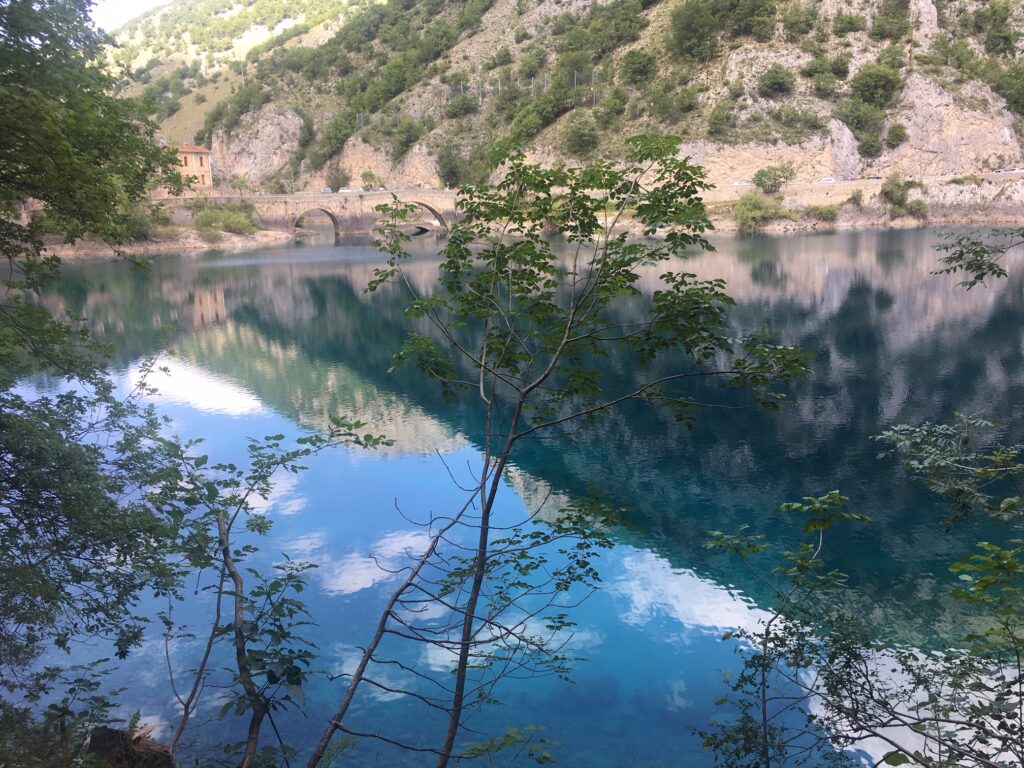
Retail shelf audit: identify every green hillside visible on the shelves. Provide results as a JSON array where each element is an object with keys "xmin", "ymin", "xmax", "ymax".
[{"xmin": 113, "ymin": 0, "xmax": 1024, "ymax": 190}]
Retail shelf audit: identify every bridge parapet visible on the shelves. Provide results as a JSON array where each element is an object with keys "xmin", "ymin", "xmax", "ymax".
[{"xmin": 159, "ymin": 189, "xmax": 459, "ymax": 237}]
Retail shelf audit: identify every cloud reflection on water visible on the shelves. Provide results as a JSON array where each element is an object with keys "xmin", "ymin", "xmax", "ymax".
[
  {"xmin": 129, "ymin": 353, "xmax": 267, "ymax": 416},
  {"xmin": 610, "ymin": 549, "xmax": 768, "ymax": 635},
  {"xmin": 292, "ymin": 530, "xmax": 433, "ymax": 596}
]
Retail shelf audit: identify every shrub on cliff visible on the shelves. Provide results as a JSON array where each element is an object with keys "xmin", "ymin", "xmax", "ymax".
[
  {"xmin": 880, "ymin": 171, "xmax": 925, "ymax": 216},
  {"xmin": 444, "ymin": 94, "xmax": 479, "ymax": 119},
  {"xmin": 851, "ymin": 64, "xmax": 902, "ymax": 107},
  {"xmin": 805, "ymin": 204, "xmax": 838, "ymax": 222},
  {"xmin": 885, "ymin": 122, "xmax": 908, "ymax": 148},
  {"xmin": 758, "ymin": 64, "xmax": 795, "ymax": 98}
]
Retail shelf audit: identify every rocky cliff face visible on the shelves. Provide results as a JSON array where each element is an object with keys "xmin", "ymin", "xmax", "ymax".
[
  {"xmin": 881, "ymin": 74, "xmax": 1023, "ymax": 177},
  {"xmin": 313, "ymin": 137, "xmax": 443, "ymax": 190},
  {"xmin": 211, "ymin": 104, "xmax": 304, "ymax": 184}
]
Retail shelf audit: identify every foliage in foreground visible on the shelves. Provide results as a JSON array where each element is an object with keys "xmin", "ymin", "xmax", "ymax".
[
  {"xmin": 304, "ymin": 134, "xmax": 810, "ymax": 766},
  {"xmin": 0, "ymin": 0, "xmax": 183, "ymax": 690},
  {"xmin": 704, "ymin": 228, "xmax": 1024, "ymax": 768}
]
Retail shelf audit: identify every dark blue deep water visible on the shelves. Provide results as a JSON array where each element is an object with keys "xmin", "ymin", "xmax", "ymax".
[{"xmin": 40, "ymin": 228, "xmax": 1024, "ymax": 765}]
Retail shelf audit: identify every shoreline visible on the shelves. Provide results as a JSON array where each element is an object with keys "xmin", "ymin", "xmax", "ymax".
[
  {"xmin": 44, "ymin": 228, "xmax": 296, "ymax": 261},
  {"xmin": 44, "ymin": 208, "xmax": 1024, "ymax": 261},
  {"xmin": 706, "ymin": 208, "xmax": 1024, "ymax": 234}
]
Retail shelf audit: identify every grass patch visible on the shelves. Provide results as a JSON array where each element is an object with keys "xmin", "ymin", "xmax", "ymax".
[{"xmin": 946, "ymin": 174, "xmax": 986, "ymax": 186}]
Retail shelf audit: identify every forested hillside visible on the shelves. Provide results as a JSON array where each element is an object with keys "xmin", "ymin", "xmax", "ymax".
[{"xmin": 113, "ymin": 0, "xmax": 1024, "ymax": 191}]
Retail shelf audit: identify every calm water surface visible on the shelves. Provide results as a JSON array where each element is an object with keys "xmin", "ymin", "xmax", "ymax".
[{"xmin": 42, "ymin": 227, "xmax": 1024, "ymax": 765}]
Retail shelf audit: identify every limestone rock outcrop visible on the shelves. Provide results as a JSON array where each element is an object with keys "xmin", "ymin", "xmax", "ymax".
[
  {"xmin": 879, "ymin": 74, "xmax": 1023, "ymax": 177},
  {"xmin": 211, "ymin": 104, "xmax": 305, "ymax": 183},
  {"xmin": 828, "ymin": 120, "xmax": 862, "ymax": 181},
  {"xmin": 309, "ymin": 136, "xmax": 442, "ymax": 191}
]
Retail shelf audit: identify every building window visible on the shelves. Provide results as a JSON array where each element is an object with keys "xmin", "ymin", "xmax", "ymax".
[
  {"xmin": 182, "ymin": 155, "xmax": 189, "ymax": 167},
  {"xmin": 198, "ymin": 155, "xmax": 204, "ymax": 167},
  {"xmin": 201, "ymin": 174, "xmax": 207, "ymax": 185}
]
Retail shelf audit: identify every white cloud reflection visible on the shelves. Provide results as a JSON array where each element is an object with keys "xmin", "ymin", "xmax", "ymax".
[
  {"xmin": 611, "ymin": 549, "xmax": 927, "ymax": 765},
  {"xmin": 329, "ymin": 644, "xmax": 407, "ymax": 702},
  {"xmin": 128, "ymin": 354, "xmax": 267, "ymax": 416},
  {"xmin": 610, "ymin": 550, "xmax": 768, "ymax": 635},
  {"xmin": 250, "ymin": 470, "xmax": 307, "ymax": 517},
  {"xmin": 286, "ymin": 530, "xmax": 433, "ymax": 596},
  {"xmin": 279, "ymin": 531, "xmax": 328, "ymax": 557},
  {"xmin": 417, "ymin": 618, "xmax": 603, "ymax": 674}
]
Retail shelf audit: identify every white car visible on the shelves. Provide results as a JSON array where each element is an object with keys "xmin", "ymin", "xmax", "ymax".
[
  {"xmin": 731, "ymin": 180, "xmax": 750, "ymax": 186},
  {"xmin": 815, "ymin": 176, "xmax": 836, "ymax": 184}
]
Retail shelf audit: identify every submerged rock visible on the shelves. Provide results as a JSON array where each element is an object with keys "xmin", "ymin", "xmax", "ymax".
[{"xmin": 87, "ymin": 726, "xmax": 174, "ymax": 768}]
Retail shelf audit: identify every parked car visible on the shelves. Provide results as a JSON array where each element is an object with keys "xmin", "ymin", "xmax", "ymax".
[
  {"xmin": 321, "ymin": 187, "xmax": 333, "ymax": 194},
  {"xmin": 815, "ymin": 176, "xmax": 836, "ymax": 184},
  {"xmin": 866, "ymin": 175, "xmax": 883, "ymax": 180}
]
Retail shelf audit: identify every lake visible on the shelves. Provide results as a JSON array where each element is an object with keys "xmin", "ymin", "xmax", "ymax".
[{"xmin": 41, "ymin": 227, "xmax": 1024, "ymax": 765}]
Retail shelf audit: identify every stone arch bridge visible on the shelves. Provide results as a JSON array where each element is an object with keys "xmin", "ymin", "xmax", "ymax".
[{"xmin": 161, "ymin": 189, "xmax": 458, "ymax": 238}]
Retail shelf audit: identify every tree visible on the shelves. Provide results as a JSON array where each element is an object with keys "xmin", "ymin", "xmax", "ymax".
[
  {"xmin": 752, "ymin": 162, "xmax": 796, "ymax": 193},
  {"xmin": 1, "ymin": 0, "xmax": 181, "ymax": 258},
  {"xmin": 620, "ymin": 49, "xmax": 656, "ymax": 85},
  {"xmin": 670, "ymin": 0, "xmax": 719, "ymax": 62},
  {"xmin": 305, "ymin": 136, "xmax": 809, "ymax": 766},
  {"xmin": 934, "ymin": 227, "xmax": 1024, "ymax": 290},
  {"xmin": 0, "ymin": 0, "xmax": 183, "ymax": 688},
  {"xmin": 155, "ymin": 427, "xmax": 386, "ymax": 767},
  {"xmin": 561, "ymin": 111, "xmax": 600, "ymax": 155},
  {"xmin": 700, "ymin": 492, "xmax": 869, "ymax": 768}
]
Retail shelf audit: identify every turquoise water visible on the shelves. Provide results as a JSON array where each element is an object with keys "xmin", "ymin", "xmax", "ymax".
[{"xmin": 41, "ymin": 228, "xmax": 1024, "ymax": 765}]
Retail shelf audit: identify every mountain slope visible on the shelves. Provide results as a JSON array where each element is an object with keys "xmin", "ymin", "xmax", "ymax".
[{"xmin": 114, "ymin": 0, "xmax": 1024, "ymax": 192}]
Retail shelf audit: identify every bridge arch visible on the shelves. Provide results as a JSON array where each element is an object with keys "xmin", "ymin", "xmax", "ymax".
[
  {"xmin": 293, "ymin": 207, "xmax": 341, "ymax": 237},
  {"xmin": 407, "ymin": 201, "xmax": 448, "ymax": 233}
]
